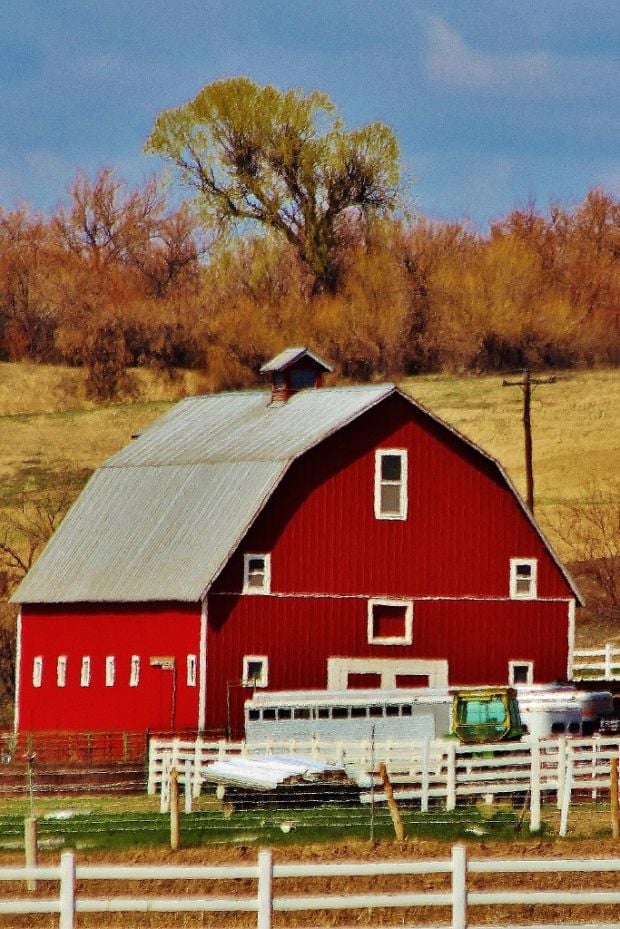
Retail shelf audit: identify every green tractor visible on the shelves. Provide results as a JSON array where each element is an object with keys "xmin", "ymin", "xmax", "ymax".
[{"xmin": 452, "ymin": 686, "xmax": 524, "ymax": 744}]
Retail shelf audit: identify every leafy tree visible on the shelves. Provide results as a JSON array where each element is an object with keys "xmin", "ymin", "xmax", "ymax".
[{"xmin": 145, "ymin": 76, "xmax": 401, "ymax": 292}]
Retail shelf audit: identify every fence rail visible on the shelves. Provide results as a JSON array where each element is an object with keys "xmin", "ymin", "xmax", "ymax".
[
  {"xmin": 573, "ymin": 643, "xmax": 620, "ymax": 680},
  {"xmin": 149, "ymin": 733, "xmax": 620, "ymax": 832},
  {"xmin": 1, "ymin": 846, "xmax": 620, "ymax": 928}
]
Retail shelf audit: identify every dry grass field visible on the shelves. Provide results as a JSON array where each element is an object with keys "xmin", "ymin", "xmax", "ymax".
[{"xmin": 0, "ymin": 361, "xmax": 617, "ymax": 641}]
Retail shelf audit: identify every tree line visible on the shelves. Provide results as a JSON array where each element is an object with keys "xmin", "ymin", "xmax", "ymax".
[
  {"xmin": 0, "ymin": 77, "xmax": 618, "ymax": 397},
  {"xmin": 1, "ymin": 174, "xmax": 617, "ymax": 397}
]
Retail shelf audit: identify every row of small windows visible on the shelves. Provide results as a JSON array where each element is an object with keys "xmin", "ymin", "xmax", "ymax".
[
  {"xmin": 248, "ymin": 702, "xmax": 416, "ymax": 723},
  {"xmin": 32, "ymin": 655, "xmax": 198, "ymax": 688}
]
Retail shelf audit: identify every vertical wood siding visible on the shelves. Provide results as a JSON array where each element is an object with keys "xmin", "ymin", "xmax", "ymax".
[
  {"xmin": 209, "ymin": 394, "xmax": 574, "ymax": 734},
  {"xmin": 18, "ymin": 604, "xmax": 201, "ymax": 732}
]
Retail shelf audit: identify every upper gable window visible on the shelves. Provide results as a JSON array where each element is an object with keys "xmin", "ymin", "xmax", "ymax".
[
  {"xmin": 510, "ymin": 558, "xmax": 537, "ymax": 599},
  {"xmin": 243, "ymin": 554, "xmax": 271, "ymax": 594},
  {"xmin": 375, "ymin": 450, "xmax": 408, "ymax": 520}
]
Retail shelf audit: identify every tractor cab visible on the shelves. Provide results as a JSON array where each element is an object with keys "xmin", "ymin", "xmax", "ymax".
[{"xmin": 452, "ymin": 686, "xmax": 524, "ymax": 744}]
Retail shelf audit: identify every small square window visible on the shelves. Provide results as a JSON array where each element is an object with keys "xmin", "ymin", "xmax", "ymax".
[
  {"xmin": 510, "ymin": 558, "xmax": 537, "ymax": 599},
  {"xmin": 105, "ymin": 656, "xmax": 115, "ymax": 687},
  {"xmin": 57, "ymin": 656, "xmax": 67, "ymax": 688},
  {"xmin": 80, "ymin": 656, "xmax": 91, "ymax": 687},
  {"xmin": 367, "ymin": 599, "xmax": 413, "ymax": 645},
  {"xmin": 186, "ymin": 654, "xmax": 197, "ymax": 687},
  {"xmin": 509, "ymin": 661, "xmax": 533, "ymax": 685},
  {"xmin": 243, "ymin": 554, "xmax": 271, "ymax": 594},
  {"xmin": 374, "ymin": 450, "xmax": 408, "ymax": 520},
  {"xmin": 242, "ymin": 655, "xmax": 268, "ymax": 687}
]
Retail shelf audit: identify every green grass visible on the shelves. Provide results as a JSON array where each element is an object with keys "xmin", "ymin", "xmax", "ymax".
[{"xmin": 0, "ymin": 803, "xmax": 537, "ymax": 853}]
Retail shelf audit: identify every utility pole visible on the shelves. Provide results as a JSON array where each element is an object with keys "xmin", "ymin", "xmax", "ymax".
[{"xmin": 502, "ymin": 369, "xmax": 556, "ymax": 514}]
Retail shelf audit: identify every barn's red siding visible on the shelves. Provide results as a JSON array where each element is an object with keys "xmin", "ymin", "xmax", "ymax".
[
  {"xmin": 207, "ymin": 394, "xmax": 575, "ymax": 735},
  {"xmin": 17, "ymin": 392, "xmax": 576, "ymax": 737},
  {"xmin": 214, "ymin": 396, "xmax": 571, "ymax": 600},
  {"xmin": 207, "ymin": 594, "xmax": 570, "ymax": 736},
  {"xmin": 18, "ymin": 604, "xmax": 201, "ymax": 732}
]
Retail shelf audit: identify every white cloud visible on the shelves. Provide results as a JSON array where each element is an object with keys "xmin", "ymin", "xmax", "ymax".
[
  {"xmin": 425, "ymin": 17, "xmax": 552, "ymax": 93},
  {"xmin": 424, "ymin": 16, "xmax": 618, "ymax": 99}
]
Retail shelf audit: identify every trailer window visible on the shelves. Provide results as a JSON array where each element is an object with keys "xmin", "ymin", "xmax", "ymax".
[
  {"xmin": 317, "ymin": 707, "xmax": 330, "ymax": 719},
  {"xmin": 248, "ymin": 709, "xmax": 259, "ymax": 721},
  {"xmin": 351, "ymin": 706, "xmax": 367, "ymax": 718},
  {"xmin": 401, "ymin": 704, "xmax": 413, "ymax": 717},
  {"xmin": 332, "ymin": 706, "xmax": 348, "ymax": 719},
  {"xmin": 369, "ymin": 705, "xmax": 383, "ymax": 717},
  {"xmin": 277, "ymin": 708, "xmax": 292, "ymax": 720},
  {"xmin": 263, "ymin": 708, "xmax": 276, "ymax": 721},
  {"xmin": 293, "ymin": 707, "xmax": 311, "ymax": 720},
  {"xmin": 386, "ymin": 704, "xmax": 400, "ymax": 717}
]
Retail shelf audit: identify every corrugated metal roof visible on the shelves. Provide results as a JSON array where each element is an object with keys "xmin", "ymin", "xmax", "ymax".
[
  {"xmin": 13, "ymin": 381, "xmax": 581, "ymax": 605},
  {"xmin": 15, "ymin": 461, "xmax": 286, "ymax": 603},
  {"xmin": 259, "ymin": 347, "xmax": 332, "ymax": 373},
  {"xmin": 14, "ymin": 385, "xmax": 393, "ymax": 604}
]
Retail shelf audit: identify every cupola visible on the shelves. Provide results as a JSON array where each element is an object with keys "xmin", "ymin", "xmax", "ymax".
[{"xmin": 260, "ymin": 347, "xmax": 333, "ymax": 402}]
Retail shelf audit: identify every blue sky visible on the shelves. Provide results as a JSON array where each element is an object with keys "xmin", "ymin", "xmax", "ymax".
[{"xmin": 1, "ymin": 0, "xmax": 618, "ymax": 228}]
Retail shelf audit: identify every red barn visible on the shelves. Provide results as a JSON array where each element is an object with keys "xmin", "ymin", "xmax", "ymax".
[{"xmin": 13, "ymin": 349, "xmax": 581, "ymax": 737}]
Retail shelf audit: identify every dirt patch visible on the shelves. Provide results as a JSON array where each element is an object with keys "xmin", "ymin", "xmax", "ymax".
[{"xmin": 1, "ymin": 836, "xmax": 619, "ymax": 928}]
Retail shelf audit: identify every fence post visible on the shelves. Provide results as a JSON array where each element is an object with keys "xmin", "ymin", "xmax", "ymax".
[
  {"xmin": 529, "ymin": 739, "xmax": 541, "ymax": 832},
  {"xmin": 59, "ymin": 850, "xmax": 76, "ymax": 929},
  {"xmin": 611, "ymin": 755, "xmax": 619, "ymax": 840},
  {"xmin": 184, "ymin": 760, "xmax": 193, "ymax": 814},
  {"xmin": 446, "ymin": 742, "xmax": 456, "ymax": 811},
  {"xmin": 24, "ymin": 816, "xmax": 38, "ymax": 892},
  {"xmin": 257, "ymin": 848, "xmax": 273, "ymax": 929},
  {"xmin": 451, "ymin": 844, "xmax": 467, "ymax": 929},
  {"xmin": 193, "ymin": 736, "xmax": 204, "ymax": 799},
  {"xmin": 170, "ymin": 767, "xmax": 180, "ymax": 850},
  {"xmin": 556, "ymin": 736, "xmax": 567, "ymax": 809},
  {"xmin": 160, "ymin": 751, "xmax": 171, "ymax": 814},
  {"xmin": 379, "ymin": 763, "xmax": 405, "ymax": 841},
  {"xmin": 147, "ymin": 739, "xmax": 158, "ymax": 795},
  {"xmin": 559, "ymin": 754, "xmax": 574, "ymax": 837},
  {"xmin": 421, "ymin": 738, "xmax": 430, "ymax": 813}
]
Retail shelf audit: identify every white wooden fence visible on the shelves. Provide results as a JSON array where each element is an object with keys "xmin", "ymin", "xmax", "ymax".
[
  {"xmin": 149, "ymin": 734, "xmax": 620, "ymax": 833},
  {"xmin": 1, "ymin": 846, "xmax": 620, "ymax": 928},
  {"xmin": 573, "ymin": 643, "xmax": 620, "ymax": 680}
]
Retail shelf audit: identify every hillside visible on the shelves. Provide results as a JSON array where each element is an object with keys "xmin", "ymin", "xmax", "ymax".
[{"xmin": 1, "ymin": 362, "xmax": 618, "ymax": 644}]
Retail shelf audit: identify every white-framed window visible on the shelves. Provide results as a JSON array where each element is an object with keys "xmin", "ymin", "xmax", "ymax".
[
  {"xmin": 57, "ymin": 656, "xmax": 67, "ymax": 688},
  {"xmin": 374, "ymin": 449, "xmax": 408, "ymax": 520},
  {"xmin": 186, "ymin": 654, "xmax": 197, "ymax": 687},
  {"xmin": 105, "ymin": 656, "xmax": 115, "ymax": 687},
  {"xmin": 367, "ymin": 599, "xmax": 413, "ymax": 645},
  {"xmin": 129, "ymin": 655, "xmax": 140, "ymax": 687},
  {"xmin": 509, "ymin": 661, "xmax": 534, "ymax": 685},
  {"xmin": 80, "ymin": 656, "xmax": 91, "ymax": 687},
  {"xmin": 32, "ymin": 656, "xmax": 43, "ymax": 688},
  {"xmin": 510, "ymin": 558, "xmax": 538, "ymax": 599},
  {"xmin": 243, "ymin": 554, "xmax": 271, "ymax": 594},
  {"xmin": 242, "ymin": 655, "xmax": 269, "ymax": 688}
]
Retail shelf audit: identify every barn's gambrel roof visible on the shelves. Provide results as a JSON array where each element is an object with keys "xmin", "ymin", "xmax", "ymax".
[{"xmin": 14, "ymin": 384, "xmax": 582, "ymax": 605}]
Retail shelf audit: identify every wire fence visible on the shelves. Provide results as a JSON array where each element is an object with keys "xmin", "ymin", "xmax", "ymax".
[{"xmin": 0, "ymin": 732, "xmax": 617, "ymax": 854}]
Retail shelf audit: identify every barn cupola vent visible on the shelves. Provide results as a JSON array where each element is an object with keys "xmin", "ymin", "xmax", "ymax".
[{"xmin": 260, "ymin": 347, "xmax": 333, "ymax": 403}]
